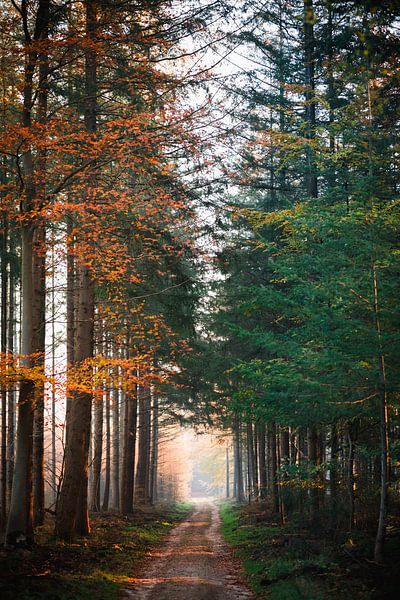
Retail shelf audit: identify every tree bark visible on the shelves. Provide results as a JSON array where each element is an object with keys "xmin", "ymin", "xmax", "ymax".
[
  {"xmin": 111, "ymin": 360, "xmax": 120, "ymax": 510},
  {"xmin": 1, "ymin": 216, "xmax": 7, "ymax": 528},
  {"xmin": 6, "ymin": 236, "xmax": 16, "ymax": 510},
  {"xmin": 268, "ymin": 422, "xmax": 279, "ymax": 515},
  {"xmin": 258, "ymin": 421, "xmax": 267, "ymax": 499},
  {"xmin": 6, "ymin": 0, "xmax": 50, "ymax": 546},
  {"xmin": 226, "ymin": 444, "xmax": 230, "ymax": 498},
  {"xmin": 304, "ymin": 0, "xmax": 318, "ymax": 198},
  {"xmin": 234, "ymin": 419, "xmax": 245, "ymax": 502},
  {"xmin": 55, "ymin": 0, "xmax": 97, "ymax": 540},
  {"xmin": 102, "ymin": 387, "xmax": 111, "ymax": 511},
  {"xmin": 135, "ymin": 384, "xmax": 151, "ymax": 505},
  {"xmin": 90, "ymin": 395, "xmax": 103, "ymax": 512},
  {"xmin": 149, "ymin": 393, "xmax": 158, "ymax": 505},
  {"xmin": 120, "ymin": 385, "xmax": 137, "ymax": 514}
]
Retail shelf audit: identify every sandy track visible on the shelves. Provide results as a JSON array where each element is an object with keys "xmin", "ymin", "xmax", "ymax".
[{"xmin": 121, "ymin": 500, "xmax": 254, "ymax": 600}]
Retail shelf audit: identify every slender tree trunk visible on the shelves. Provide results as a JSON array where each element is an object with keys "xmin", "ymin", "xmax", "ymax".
[
  {"xmin": 246, "ymin": 421, "xmax": 254, "ymax": 500},
  {"xmin": 90, "ymin": 396, "xmax": 103, "ymax": 512},
  {"xmin": 149, "ymin": 394, "xmax": 158, "ymax": 505},
  {"xmin": 365, "ymin": 77, "xmax": 390, "ymax": 562},
  {"xmin": 372, "ymin": 259, "xmax": 389, "ymax": 562},
  {"xmin": 32, "ymin": 22, "xmax": 48, "ymax": 526},
  {"xmin": 347, "ymin": 423, "xmax": 356, "ymax": 531},
  {"xmin": 135, "ymin": 383, "xmax": 151, "ymax": 505},
  {"xmin": 268, "ymin": 422, "xmax": 279, "ymax": 515},
  {"xmin": 1, "ymin": 216, "xmax": 7, "ymax": 528},
  {"xmin": 51, "ymin": 240, "xmax": 57, "ymax": 503},
  {"xmin": 233, "ymin": 431, "xmax": 238, "ymax": 499},
  {"xmin": 304, "ymin": 0, "xmax": 318, "ymax": 198},
  {"xmin": 226, "ymin": 444, "xmax": 230, "ymax": 498},
  {"xmin": 234, "ymin": 419, "xmax": 245, "ymax": 502},
  {"xmin": 258, "ymin": 421, "xmax": 267, "ymax": 499},
  {"xmin": 102, "ymin": 387, "xmax": 111, "ymax": 511},
  {"xmin": 55, "ymin": 0, "xmax": 97, "ymax": 540},
  {"xmin": 111, "ymin": 361, "xmax": 120, "ymax": 510},
  {"xmin": 6, "ymin": 0, "xmax": 50, "ymax": 546},
  {"xmin": 120, "ymin": 383, "xmax": 137, "ymax": 514},
  {"xmin": 330, "ymin": 424, "xmax": 338, "ymax": 527},
  {"xmin": 6, "ymin": 239, "xmax": 15, "ymax": 509}
]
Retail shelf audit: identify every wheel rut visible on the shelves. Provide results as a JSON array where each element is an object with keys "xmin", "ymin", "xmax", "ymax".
[{"xmin": 121, "ymin": 500, "xmax": 254, "ymax": 600}]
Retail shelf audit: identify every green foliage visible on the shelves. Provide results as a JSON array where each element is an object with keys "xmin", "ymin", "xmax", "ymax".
[{"xmin": 219, "ymin": 502, "xmax": 379, "ymax": 599}]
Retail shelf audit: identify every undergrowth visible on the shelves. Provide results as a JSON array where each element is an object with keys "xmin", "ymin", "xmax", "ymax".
[
  {"xmin": 220, "ymin": 501, "xmax": 399, "ymax": 600},
  {"xmin": 0, "ymin": 501, "xmax": 192, "ymax": 600}
]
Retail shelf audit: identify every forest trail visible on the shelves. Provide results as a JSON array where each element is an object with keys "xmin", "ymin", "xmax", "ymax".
[{"xmin": 121, "ymin": 500, "xmax": 254, "ymax": 600}]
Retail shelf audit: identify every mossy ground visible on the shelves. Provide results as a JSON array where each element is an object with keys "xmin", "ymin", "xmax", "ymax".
[
  {"xmin": 220, "ymin": 501, "xmax": 400, "ymax": 600},
  {"xmin": 0, "ymin": 502, "xmax": 192, "ymax": 600}
]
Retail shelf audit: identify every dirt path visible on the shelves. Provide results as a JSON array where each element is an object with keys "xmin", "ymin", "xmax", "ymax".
[{"xmin": 121, "ymin": 500, "xmax": 254, "ymax": 600}]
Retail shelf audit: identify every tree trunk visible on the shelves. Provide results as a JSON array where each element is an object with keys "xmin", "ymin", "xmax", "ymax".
[
  {"xmin": 268, "ymin": 422, "xmax": 279, "ymax": 515},
  {"xmin": 258, "ymin": 421, "xmax": 267, "ymax": 499},
  {"xmin": 32, "ymin": 220, "xmax": 46, "ymax": 527},
  {"xmin": 120, "ymin": 385, "xmax": 137, "ymax": 514},
  {"xmin": 6, "ymin": 239, "xmax": 16, "ymax": 510},
  {"xmin": 50, "ymin": 240, "xmax": 57, "ymax": 504},
  {"xmin": 149, "ymin": 394, "xmax": 158, "ymax": 505},
  {"xmin": 102, "ymin": 388, "xmax": 111, "ymax": 511},
  {"xmin": 32, "ymin": 18, "xmax": 48, "ymax": 526},
  {"xmin": 135, "ymin": 384, "xmax": 151, "ymax": 505},
  {"xmin": 330, "ymin": 424, "xmax": 338, "ymax": 527},
  {"xmin": 55, "ymin": 1, "xmax": 97, "ymax": 540},
  {"xmin": 234, "ymin": 419, "xmax": 245, "ymax": 502},
  {"xmin": 226, "ymin": 444, "xmax": 230, "ymax": 498},
  {"xmin": 6, "ymin": 0, "xmax": 50, "ymax": 546},
  {"xmin": 90, "ymin": 395, "xmax": 103, "ymax": 512},
  {"xmin": 304, "ymin": 0, "xmax": 318, "ymax": 198},
  {"xmin": 111, "ymin": 361, "xmax": 120, "ymax": 510},
  {"xmin": 1, "ymin": 217, "xmax": 7, "ymax": 528},
  {"xmin": 347, "ymin": 423, "xmax": 357, "ymax": 531}
]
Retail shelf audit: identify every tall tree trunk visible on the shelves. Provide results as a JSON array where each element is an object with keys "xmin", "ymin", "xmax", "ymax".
[
  {"xmin": 308, "ymin": 425, "xmax": 321, "ymax": 515},
  {"xmin": 247, "ymin": 421, "xmax": 256, "ymax": 500},
  {"xmin": 102, "ymin": 387, "xmax": 111, "ymax": 511},
  {"xmin": 6, "ymin": 0, "xmax": 50, "ymax": 546},
  {"xmin": 149, "ymin": 394, "xmax": 158, "ymax": 505},
  {"xmin": 32, "ymin": 20, "xmax": 48, "ymax": 526},
  {"xmin": 111, "ymin": 360, "xmax": 120, "ymax": 510},
  {"xmin": 6, "ymin": 236, "xmax": 16, "ymax": 509},
  {"xmin": 347, "ymin": 423, "xmax": 357, "ymax": 531},
  {"xmin": 268, "ymin": 422, "xmax": 279, "ymax": 515},
  {"xmin": 135, "ymin": 384, "xmax": 151, "ymax": 505},
  {"xmin": 304, "ymin": 0, "xmax": 318, "ymax": 198},
  {"xmin": 90, "ymin": 395, "xmax": 103, "ymax": 512},
  {"xmin": 258, "ymin": 421, "xmax": 267, "ymax": 499},
  {"xmin": 330, "ymin": 423, "xmax": 338, "ymax": 527},
  {"xmin": 234, "ymin": 419, "xmax": 245, "ymax": 502},
  {"xmin": 55, "ymin": 0, "xmax": 97, "ymax": 540},
  {"xmin": 120, "ymin": 382, "xmax": 137, "ymax": 514},
  {"xmin": 372, "ymin": 257, "xmax": 389, "ymax": 562},
  {"xmin": 50, "ymin": 240, "xmax": 57, "ymax": 503},
  {"xmin": 365, "ymin": 77, "xmax": 390, "ymax": 562},
  {"xmin": 226, "ymin": 444, "xmax": 230, "ymax": 498},
  {"xmin": 280, "ymin": 427, "xmax": 290, "ymax": 521},
  {"xmin": 1, "ymin": 216, "xmax": 7, "ymax": 528}
]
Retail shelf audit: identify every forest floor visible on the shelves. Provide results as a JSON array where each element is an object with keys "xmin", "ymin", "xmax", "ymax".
[
  {"xmin": 120, "ymin": 499, "xmax": 254, "ymax": 600},
  {"xmin": 220, "ymin": 501, "xmax": 400, "ymax": 600},
  {"xmin": 0, "ymin": 502, "xmax": 191, "ymax": 600}
]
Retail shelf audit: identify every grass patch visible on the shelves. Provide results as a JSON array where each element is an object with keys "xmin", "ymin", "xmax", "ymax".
[
  {"xmin": 0, "ymin": 502, "xmax": 192, "ymax": 600},
  {"xmin": 219, "ymin": 501, "xmax": 396, "ymax": 599}
]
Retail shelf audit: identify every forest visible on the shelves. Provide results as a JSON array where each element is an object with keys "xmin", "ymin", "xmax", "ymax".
[{"xmin": 0, "ymin": 0, "xmax": 399, "ymax": 599}]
